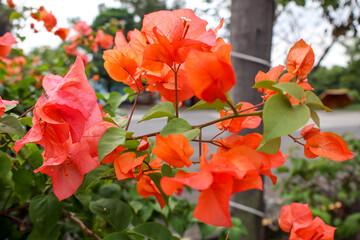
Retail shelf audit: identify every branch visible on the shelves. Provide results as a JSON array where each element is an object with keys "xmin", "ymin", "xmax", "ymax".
[
  {"xmin": 313, "ymin": 36, "xmax": 338, "ymax": 71},
  {"xmin": 64, "ymin": 212, "xmax": 102, "ymax": 240},
  {"xmin": 125, "ymin": 90, "xmax": 141, "ymax": 131}
]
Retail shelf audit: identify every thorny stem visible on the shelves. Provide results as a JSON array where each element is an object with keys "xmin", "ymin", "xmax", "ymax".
[
  {"xmin": 288, "ymin": 134, "xmax": 305, "ymax": 146},
  {"xmin": 125, "ymin": 90, "xmax": 141, "ymax": 131},
  {"xmin": 64, "ymin": 212, "xmax": 102, "ymax": 240},
  {"xmin": 18, "ymin": 106, "xmax": 34, "ymax": 119}
]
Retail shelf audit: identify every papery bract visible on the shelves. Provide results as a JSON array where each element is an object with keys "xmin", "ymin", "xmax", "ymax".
[
  {"xmin": 0, "ymin": 97, "xmax": 18, "ymax": 118},
  {"xmin": 287, "ymin": 39, "xmax": 315, "ymax": 76},
  {"xmin": 185, "ymin": 43, "xmax": 235, "ymax": 103},
  {"xmin": 153, "ymin": 134, "xmax": 193, "ymax": 168},
  {"xmin": 73, "ymin": 21, "xmax": 92, "ymax": 36},
  {"xmin": 95, "ymin": 29, "xmax": 114, "ymax": 49},
  {"xmin": 0, "ymin": 32, "xmax": 17, "ymax": 58},
  {"xmin": 55, "ymin": 28, "xmax": 70, "ymax": 41}
]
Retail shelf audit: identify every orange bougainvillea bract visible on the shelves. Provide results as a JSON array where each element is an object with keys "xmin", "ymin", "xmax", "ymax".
[
  {"xmin": 0, "ymin": 32, "xmax": 17, "ymax": 58},
  {"xmin": 287, "ymin": 39, "xmax": 315, "ymax": 76},
  {"xmin": 279, "ymin": 203, "xmax": 336, "ymax": 239}
]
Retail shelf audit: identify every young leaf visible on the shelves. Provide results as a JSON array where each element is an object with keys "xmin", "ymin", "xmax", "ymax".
[
  {"xmin": 305, "ymin": 91, "xmax": 332, "ymax": 112},
  {"xmin": 257, "ymin": 137, "xmax": 281, "ymax": 155},
  {"xmin": 138, "ymin": 102, "xmax": 175, "ymax": 123},
  {"xmin": 252, "ymin": 80, "xmax": 279, "ymax": 91},
  {"xmin": 89, "ymin": 198, "xmax": 133, "ymax": 231},
  {"xmin": 109, "ymin": 92, "xmax": 129, "ymax": 111},
  {"xmin": 0, "ymin": 116, "xmax": 24, "ymax": 136},
  {"xmin": 275, "ymin": 82, "xmax": 305, "ymax": 101},
  {"xmin": 160, "ymin": 118, "xmax": 192, "ymax": 136},
  {"xmin": 262, "ymin": 94, "xmax": 310, "ymax": 142},
  {"xmin": 103, "ymin": 116, "xmax": 128, "ymax": 128},
  {"xmin": 130, "ymin": 222, "xmax": 173, "ymax": 240},
  {"xmin": 309, "ymin": 108, "xmax": 320, "ymax": 128},
  {"xmin": 98, "ymin": 127, "xmax": 127, "ymax": 162}
]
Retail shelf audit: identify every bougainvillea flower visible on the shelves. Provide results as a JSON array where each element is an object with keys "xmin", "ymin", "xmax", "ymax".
[
  {"xmin": 287, "ymin": 39, "xmax": 315, "ymax": 76},
  {"xmin": 101, "ymin": 146, "xmax": 127, "ymax": 164},
  {"xmin": 279, "ymin": 203, "xmax": 336, "ymax": 239},
  {"xmin": 41, "ymin": 11, "xmax": 57, "ymax": 32},
  {"xmin": 0, "ymin": 32, "xmax": 17, "ymax": 58},
  {"xmin": 95, "ymin": 29, "xmax": 114, "ymax": 49},
  {"xmin": 73, "ymin": 21, "xmax": 92, "ymax": 36},
  {"xmin": 185, "ymin": 43, "xmax": 235, "ymax": 103},
  {"xmin": 141, "ymin": 9, "xmax": 222, "ymax": 72},
  {"xmin": 304, "ymin": 132, "xmax": 354, "ymax": 161},
  {"xmin": 7, "ymin": 0, "xmax": 15, "ymax": 8},
  {"xmin": 0, "ymin": 97, "xmax": 18, "ymax": 118},
  {"xmin": 255, "ymin": 65, "xmax": 285, "ymax": 100},
  {"xmin": 215, "ymin": 102, "xmax": 262, "ymax": 134},
  {"xmin": 161, "ymin": 144, "xmax": 269, "ymax": 227},
  {"xmin": 300, "ymin": 124, "xmax": 321, "ymax": 141},
  {"xmin": 113, "ymin": 153, "xmax": 146, "ymax": 180},
  {"xmin": 54, "ymin": 28, "xmax": 70, "ymax": 41},
  {"xmin": 147, "ymin": 67, "xmax": 194, "ymax": 102},
  {"xmin": 137, "ymin": 175, "xmax": 165, "ymax": 208},
  {"xmin": 64, "ymin": 43, "xmax": 77, "ymax": 56},
  {"xmin": 153, "ymin": 134, "xmax": 193, "ymax": 168},
  {"xmin": 42, "ymin": 56, "xmax": 103, "ymax": 134},
  {"xmin": 137, "ymin": 136, "xmax": 149, "ymax": 151}
]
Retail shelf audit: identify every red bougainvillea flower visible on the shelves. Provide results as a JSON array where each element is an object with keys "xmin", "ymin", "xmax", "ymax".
[
  {"xmin": 136, "ymin": 158, "xmax": 165, "ymax": 208},
  {"xmin": 141, "ymin": 9, "xmax": 222, "ymax": 72},
  {"xmin": 300, "ymin": 124, "xmax": 321, "ymax": 141},
  {"xmin": 304, "ymin": 131, "xmax": 354, "ymax": 161},
  {"xmin": 153, "ymin": 134, "xmax": 193, "ymax": 168},
  {"xmin": 41, "ymin": 11, "xmax": 57, "ymax": 32},
  {"xmin": 0, "ymin": 32, "xmax": 17, "ymax": 58},
  {"xmin": 73, "ymin": 21, "xmax": 92, "ymax": 36},
  {"xmin": 137, "ymin": 136, "xmax": 149, "ymax": 151},
  {"xmin": 54, "ymin": 28, "xmax": 70, "ymax": 41},
  {"xmin": 7, "ymin": 0, "xmax": 15, "ymax": 8},
  {"xmin": 215, "ymin": 102, "xmax": 262, "ymax": 134},
  {"xmin": 279, "ymin": 203, "xmax": 336, "ymax": 239},
  {"xmin": 113, "ymin": 153, "xmax": 146, "ymax": 180},
  {"xmin": 161, "ymin": 143, "xmax": 272, "ymax": 227},
  {"xmin": 287, "ymin": 39, "xmax": 315, "ymax": 76},
  {"xmin": 103, "ymin": 30, "xmax": 147, "ymax": 91},
  {"xmin": 0, "ymin": 97, "xmax": 18, "ymax": 118},
  {"xmin": 255, "ymin": 65, "xmax": 285, "ymax": 100},
  {"xmin": 95, "ymin": 29, "xmax": 114, "ymax": 50},
  {"xmin": 185, "ymin": 41, "xmax": 235, "ymax": 103}
]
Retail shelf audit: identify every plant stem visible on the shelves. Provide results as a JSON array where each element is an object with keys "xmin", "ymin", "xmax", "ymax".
[
  {"xmin": 128, "ymin": 110, "xmax": 262, "ymax": 140},
  {"xmin": 18, "ymin": 106, "xmax": 34, "ymax": 119},
  {"xmin": 288, "ymin": 134, "xmax": 305, "ymax": 146},
  {"xmin": 64, "ymin": 212, "xmax": 102, "ymax": 240},
  {"xmin": 227, "ymin": 100, "xmax": 239, "ymax": 115},
  {"xmin": 125, "ymin": 90, "xmax": 141, "ymax": 131},
  {"xmin": 198, "ymin": 129, "xmax": 202, "ymax": 157},
  {"xmin": 174, "ymin": 67, "xmax": 179, "ymax": 118}
]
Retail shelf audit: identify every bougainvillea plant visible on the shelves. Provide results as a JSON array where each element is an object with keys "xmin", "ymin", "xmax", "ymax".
[{"xmin": 0, "ymin": 2, "xmax": 354, "ymax": 239}]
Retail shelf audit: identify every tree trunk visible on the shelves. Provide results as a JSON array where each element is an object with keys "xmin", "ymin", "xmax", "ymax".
[{"xmin": 230, "ymin": 0, "xmax": 275, "ymax": 239}]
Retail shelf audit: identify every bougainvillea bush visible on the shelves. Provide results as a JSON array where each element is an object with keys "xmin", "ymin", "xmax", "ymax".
[{"xmin": 0, "ymin": 1, "xmax": 355, "ymax": 239}]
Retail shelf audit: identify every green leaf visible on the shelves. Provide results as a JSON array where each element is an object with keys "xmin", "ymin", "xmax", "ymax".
[
  {"xmin": 262, "ymin": 94, "xmax": 310, "ymax": 143},
  {"xmin": 257, "ymin": 137, "xmax": 281, "ymax": 155},
  {"xmin": 98, "ymin": 127, "xmax": 127, "ymax": 162},
  {"xmin": 19, "ymin": 116, "xmax": 33, "ymax": 127},
  {"xmin": 12, "ymin": 167, "xmax": 34, "ymax": 202},
  {"xmin": 182, "ymin": 128, "xmax": 200, "ymax": 141},
  {"xmin": 81, "ymin": 165, "xmax": 113, "ymax": 191},
  {"xmin": 138, "ymin": 102, "xmax": 175, "ymax": 123},
  {"xmin": 9, "ymin": 12, "xmax": 22, "ymax": 21},
  {"xmin": 309, "ymin": 108, "xmax": 320, "ymax": 128},
  {"xmin": 109, "ymin": 92, "xmax": 129, "ymax": 111},
  {"xmin": 149, "ymin": 172, "xmax": 168, "ymax": 205},
  {"xmin": 130, "ymin": 222, "xmax": 173, "ymax": 240},
  {"xmin": 274, "ymin": 82, "xmax": 305, "ymax": 101},
  {"xmin": 305, "ymin": 91, "xmax": 332, "ymax": 112},
  {"xmin": 104, "ymin": 232, "xmax": 132, "ymax": 240},
  {"xmin": 0, "ymin": 116, "xmax": 24, "ymax": 136},
  {"xmin": 0, "ymin": 153, "xmax": 11, "ymax": 176},
  {"xmin": 186, "ymin": 93, "xmax": 233, "ymax": 112},
  {"xmin": 161, "ymin": 164, "xmax": 172, "ymax": 177},
  {"xmin": 29, "ymin": 195, "xmax": 62, "ymax": 237},
  {"xmin": 160, "ymin": 118, "xmax": 192, "ymax": 136},
  {"xmin": 124, "ymin": 87, "xmax": 136, "ymax": 101},
  {"xmin": 252, "ymin": 80, "xmax": 279, "ymax": 91},
  {"xmin": 90, "ymin": 198, "xmax": 133, "ymax": 231},
  {"xmin": 103, "ymin": 116, "xmax": 128, "ymax": 128}
]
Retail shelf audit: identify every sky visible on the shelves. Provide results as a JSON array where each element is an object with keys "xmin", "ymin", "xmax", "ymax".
[{"xmin": 12, "ymin": 0, "xmax": 350, "ymax": 68}]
